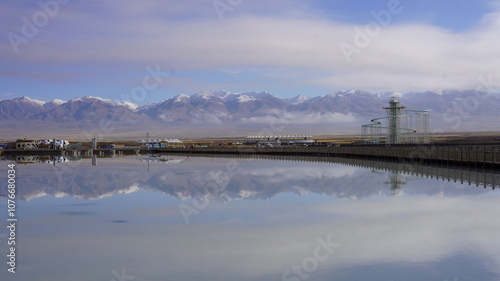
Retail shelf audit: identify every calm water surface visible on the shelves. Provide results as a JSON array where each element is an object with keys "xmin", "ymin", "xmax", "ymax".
[{"xmin": 0, "ymin": 155, "xmax": 499, "ymax": 281}]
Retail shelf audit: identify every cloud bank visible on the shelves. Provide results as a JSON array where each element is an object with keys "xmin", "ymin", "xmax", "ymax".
[{"xmin": 2, "ymin": 0, "xmax": 500, "ymax": 93}]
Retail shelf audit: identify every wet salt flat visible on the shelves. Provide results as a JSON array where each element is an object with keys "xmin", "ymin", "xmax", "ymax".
[{"xmin": 1, "ymin": 155, "xmax": 500, "ymax": 281}]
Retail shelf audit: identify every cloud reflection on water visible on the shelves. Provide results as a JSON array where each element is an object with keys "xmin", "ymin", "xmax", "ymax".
[
  {"xmin": 0, "ymin": 155, "xmax": 494, "ymax": 202},
  {"xmin": 0, "ymin": 156, "xmax": 498, "ymax": 280}
]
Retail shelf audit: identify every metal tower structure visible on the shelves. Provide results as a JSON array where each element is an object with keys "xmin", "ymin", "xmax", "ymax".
[
  {"xmin": 362, "ymin": 98, "xmax": 429, "ymax": 144},
  {"xmin": 384, "ymin": 98, "xmax": 406, "ymax": 144}
]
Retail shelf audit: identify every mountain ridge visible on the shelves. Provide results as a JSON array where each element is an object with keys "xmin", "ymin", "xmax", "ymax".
[{"xmin": 2, "ymin": 89, "xmax": 499, "ymax": 138}]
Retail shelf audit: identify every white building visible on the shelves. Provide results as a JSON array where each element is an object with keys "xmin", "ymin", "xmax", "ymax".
[{"xmin": 16, "ymin": 139, "xmax": 38, "ymax": 149}]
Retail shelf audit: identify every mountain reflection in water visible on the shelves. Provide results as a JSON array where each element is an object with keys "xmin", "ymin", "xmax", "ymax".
[
  {"xmin": 0, "ymin": 155, "xmax": 499, "ymax": 281},
  {"xmin": 1, "ymin": 154, "xmax": 497, "ymax": 201}
]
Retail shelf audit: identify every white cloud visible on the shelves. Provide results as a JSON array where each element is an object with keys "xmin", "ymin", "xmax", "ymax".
[
  {"xmin": 2, "ymin": 0, "xmax": 500, "ymax": 92},
  {"xmin": 240, "ymin": 111, "xmax": 357, "ymax": 124}
]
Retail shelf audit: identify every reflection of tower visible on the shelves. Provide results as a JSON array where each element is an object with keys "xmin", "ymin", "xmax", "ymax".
[
  {"xmin": 383, "ymin": 98, "xmax": 406, "ymax": 144},
  {"xmin": 384, "ymin": 170, "xmax": 407, "ymax": 195}
]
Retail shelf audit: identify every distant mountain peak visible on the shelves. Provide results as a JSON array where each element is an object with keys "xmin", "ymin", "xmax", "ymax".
[
  {"xmin": 430, "ymin": 89, "xmax": 443, "ymax": 95},
  {"xmin": 69, "ymin": 96, "xmax": 115, "ymax": 104},
  {"xmin": 236, "ymin": 95, "xmax": 256, "ymax": 103},
  {"xmin": 14, "ymin": 96, "xmax": 45, "ymax": 107},
  {"xmin": 118, "ymin": 101, "xmax": 138, "ymax": 111},
  {"xmin": 192, "ymin": 91, "xmax": 214, "ymax": 100},
  {"xmin": 245, "ymin": 91, "xmax": 277, "ymax": 99},
  {"xmin": 212, "ymin": 90, "xmax": 232, "ymax": 98},
  {"xmin": 49, "ymin": 99, "xmax": 66, "ymax": 104},
  {"xmin": 173, "ymin": 94, "xmax": 189, "ymax": 102},
  {"xmin": 285, "ymin": 95, "xmax": 310, "ymax": 105},
  {"xmin": 43, "ymin": 99, "xmax": 67, "ymax": 110}
]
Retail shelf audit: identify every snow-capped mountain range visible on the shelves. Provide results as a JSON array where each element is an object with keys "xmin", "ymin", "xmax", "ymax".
[{"xmin": 1, "ymin": 89, "xmax": 499, "ymax": 137}]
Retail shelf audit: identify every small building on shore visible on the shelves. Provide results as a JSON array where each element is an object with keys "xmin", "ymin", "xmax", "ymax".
[
  {"xmin": 140, "ymin": 138, "xmax": 184, "ymax": 148},
  {"xmin": 246, "ymin": 135, "xmax": 317, "ymax": 147},
  {"xmin": 37, "ymin": 139, "xmax": 70, "ymax": 149},
  {"xmin": 16, "ymin": 139, "xmax": 38, "ymax": 150}
]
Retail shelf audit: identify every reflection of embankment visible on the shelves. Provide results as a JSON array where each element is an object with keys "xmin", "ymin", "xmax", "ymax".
[
  {"xmin": 0, "ymin": 155, "xmax": 496, "ymax": 202},
  {"xmin": 153, "ymin": 144, "xmax": 500, "ymax": 167},
  {"xmin": 202, "ymin": 154, "xmax": 500, "ymax": 189}
]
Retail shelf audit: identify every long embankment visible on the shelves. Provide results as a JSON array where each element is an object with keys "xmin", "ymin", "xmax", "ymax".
[
  {"xmin": 153, "ymin": 144, "xmax": 500, "ymax": 167},
  {"xmin": 3, "ymin": 144, "xmax": 500, "ymax": 167}
]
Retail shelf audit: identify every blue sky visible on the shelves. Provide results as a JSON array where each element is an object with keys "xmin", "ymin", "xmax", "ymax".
[{"xmin": 1, "ymin": 0, "xmax": 500, "ymax": 105}]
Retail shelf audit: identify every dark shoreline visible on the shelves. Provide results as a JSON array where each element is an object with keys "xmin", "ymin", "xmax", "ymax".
[{"xmin": 3, "ymin": 143, "xmax": 500, "ymax": 168}]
